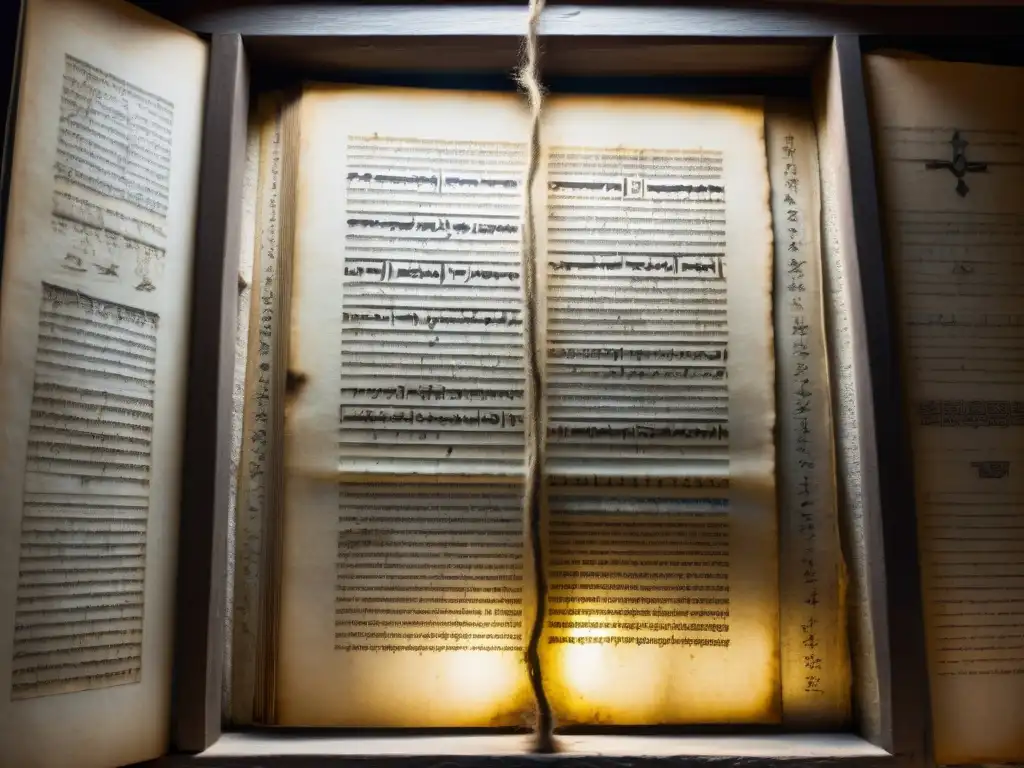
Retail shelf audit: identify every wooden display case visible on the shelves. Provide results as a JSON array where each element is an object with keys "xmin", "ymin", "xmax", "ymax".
[{"xmin": 2, "ymin": 3, "xmax": 1023, "ymax": 766}]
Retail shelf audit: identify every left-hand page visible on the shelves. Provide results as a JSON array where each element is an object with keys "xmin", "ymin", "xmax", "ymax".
[
  {"xmin": 278, "ymin": 85, "xmax": 536, "ymax": 727},
  {"xmin": 0, "ymin": 1, "xmax": 206, "ymax": 766}
]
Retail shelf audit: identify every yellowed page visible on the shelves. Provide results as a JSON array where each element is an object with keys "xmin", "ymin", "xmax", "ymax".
[
  {"xmin": 536, "ymin": 96, "xmax": 779, "ymax": 724},
  {"xmin": 767, "ymin": 106, "xmax": 851, "ymax": 726},
  {"xmin": 278, "ymin": 86, "xmax": 534, "ymax": 726},
  {"xmin": 0, "ymin": 0, "xmax": 206, "ymax": 765},
  {"xmin": 865, "ymin": 54, "xmax": 1024, "ymax": 764},
  {"xmin": 231, "ymin": 94, "xmax": 287, "ymax": 725}
]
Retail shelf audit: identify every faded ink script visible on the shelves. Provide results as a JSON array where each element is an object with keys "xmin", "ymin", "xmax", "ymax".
[
  {"xmin": 12, "ymin": 285, "xmax": 158, "ymax": 698},
  {"xmin": 541, "ymin": 146, "xmax": 734, "ymax": 652},
  {"xmin": 11, "ymin": 54, "xmax": 175, "ymax": 699},
  {"xmin": 334, "ymin": 136, "xmax": 527, "ymax": 653}
]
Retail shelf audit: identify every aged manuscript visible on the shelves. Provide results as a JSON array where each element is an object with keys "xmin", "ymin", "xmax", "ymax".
[
  {"xmin": 866, "ymin": 54, "xmax": 1024, "ymax": 764},
  {"xmin": 276, "ymin": 86, "xmax": 782, "ymax": 726},
  {"xmin": 535, "ymin": 96, "xmax": 778, "ymax": 725},
  {"xmin": 279, "ymin": 88, "xmax": 536, "ymax": 727}
]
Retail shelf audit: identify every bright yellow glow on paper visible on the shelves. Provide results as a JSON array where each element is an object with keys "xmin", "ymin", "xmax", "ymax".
[
  {"xmin": 542, "ymin": 602, "xmax": 779, "ymax": 725},
  {"xmin": 443, "ymin": 650, "xmax": 529, "ymax": 717},
  {"xmin": 294, "ymin": 647, "xmax": 533, "ymax": 727},
  {"xmin": 559, "ymin": 624, "xmax": 613, "ymax": 701}
]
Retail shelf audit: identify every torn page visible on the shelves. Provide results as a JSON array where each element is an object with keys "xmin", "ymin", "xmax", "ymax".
[
  {"xmin": 0, "ymin": 0, "xmax": 206, "ymax": 765},
  {"xmin": 866, "ymin": 54, "xmax": 1024, "ymax": 764},
  {"xmin": 535, "ymin": 96, "xmax": 780, "ymax": 725},
  {"xmin": 277, "ymin": 86, "xmax": 534, "ymax": 726}
]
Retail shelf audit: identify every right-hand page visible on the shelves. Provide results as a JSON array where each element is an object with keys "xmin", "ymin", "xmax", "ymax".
[
  {"xmin": 865, "ymin": 54, "xmax": 1024, "ymax": 764},
  {"xmin": 536, "ymin": 96, "xmax": 779, "ymax": 724}
]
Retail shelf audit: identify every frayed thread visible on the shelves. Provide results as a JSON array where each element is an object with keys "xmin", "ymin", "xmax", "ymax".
[{"xmin": 516, "ymin": 0, "xmax": 556, "ymax": 755}]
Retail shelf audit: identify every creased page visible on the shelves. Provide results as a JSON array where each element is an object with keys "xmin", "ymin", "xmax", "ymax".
[
  {"xmin": 0, "ymin": 0, "xmax": 206, "ymax": 765},
  {"xmin": 865, "ymin": 54, "xmax": 1024, "ymax": 764},
  {"xmin": 279, "ymin": 86, "xmax": 534, "ymax": 726},
  {"xmin": 767, "ymin": 105, "xmax": 851, "ymax": 726},
  {"xmin": 814, "ymin": 49, "xmax": 884, "ymax": 744},
  {"xmin": 536, "ymin": 96, "xmax": 779, "ymax": 724}
]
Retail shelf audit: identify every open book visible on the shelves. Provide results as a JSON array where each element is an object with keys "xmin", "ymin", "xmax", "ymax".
[
  {"xmin": 0, "ymin": 0, "xmax": 205, "ymax": 765},
  {"xmin": 235, "ymin": 86, "xmax": 851, "ymax": 728}
]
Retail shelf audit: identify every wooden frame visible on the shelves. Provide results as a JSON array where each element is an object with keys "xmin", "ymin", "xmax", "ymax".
[
  {"xmin": 173, "ymin": 32, "xmax": 251, "ymax": 754},
  {"xmin": 162, "ymin": 16, "xmax": 925, "ymax": 764},
  {"xmin": 160, "ymin": 5, "xmax": 1023, "ymax": 765},
  {"xmin": 3, "ymin": 2, "xmax": 1021, "ymax": 766}
]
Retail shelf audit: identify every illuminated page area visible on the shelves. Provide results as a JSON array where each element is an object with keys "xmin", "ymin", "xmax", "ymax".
[
  {"xmin": 278, "ymin": 86, "xmax": 535, "ymax": 726},
  {"xmin": 0, "ymin": 0, "xmax": 206, "ymax": 765},
  {"xmin": 866, "ymin": 55, "xmax": 1024, "ymax": 764},
  {"xmin": 536, "ymin": 97, "xmax": 779, "ymax": 724}
]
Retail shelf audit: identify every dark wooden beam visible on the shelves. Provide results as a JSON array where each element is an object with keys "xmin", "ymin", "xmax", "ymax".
[
  {"xmin": 832, "ymin": 34, "xmax": 931, "ymax": 762},
  {"xmin": 240, "ymin": 36, "xmax": 827, "ymax": 79},
  {"xmin": 159, "ymin": 753, "xmax": 911, "ymax": 768},
  {"xmin": 174, "ymin": 33, "xmax": 250, "ymax": 754},
  {"xmin": 155, "ymin": 731, "xmax": 907, "ymax": 768},
  {"xmin": 137, "ymin": 3, "xmax": 1024, "ymax": 38}
]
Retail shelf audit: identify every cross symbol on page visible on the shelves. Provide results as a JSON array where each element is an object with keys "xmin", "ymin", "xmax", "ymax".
[{"xmin": 925, "ymin": 130, "xmax": 987, "ymax": 197}]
